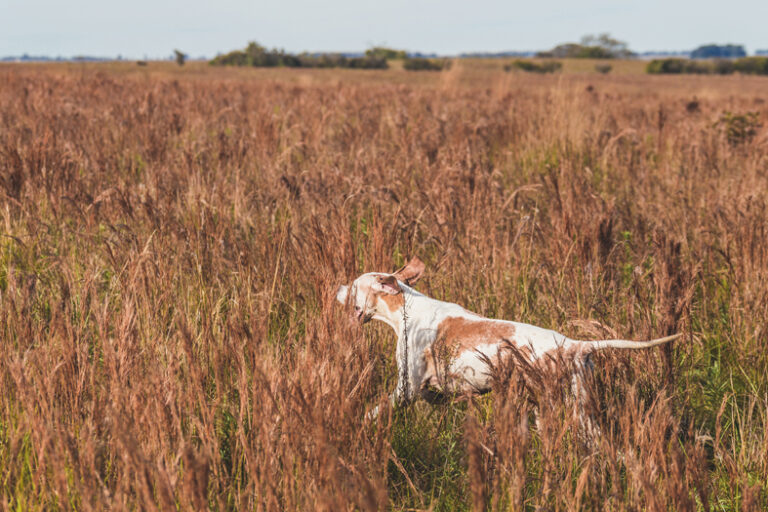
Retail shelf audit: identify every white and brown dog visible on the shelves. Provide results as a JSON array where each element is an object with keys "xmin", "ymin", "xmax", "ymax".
[{"xmin": 336, "ymin": 257, "xmax": 680, "ymax": 414}]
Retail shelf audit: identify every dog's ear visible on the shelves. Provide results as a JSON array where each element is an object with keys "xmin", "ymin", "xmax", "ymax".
[
  {"xmin": 394, "ymin": 257, "xmax": 425, "ymax": 286},
  {"xmin": 336, "ymin": 285, "xmax": 349, "ymax": 304},
  {"xmin": 372, "ymin": 275, "xmax": 401, "ymax": 295}
]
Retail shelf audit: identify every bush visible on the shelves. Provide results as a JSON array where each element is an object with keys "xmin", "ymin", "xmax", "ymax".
[
  {"xmin": 365, "ymin": 47, "xmax": 407, "ymax": 60},
  {"xmin": 298, "ymin": 53, "xmax": 346, "ymax": 68},
  {"xmin": 505, "ymin": 60, "xmax": 562, "ymax": 74},
  {"xmin": 717, "ymin": 111, "xmax": 762, "ymax": 145},
  {"xmin": 210, "ymin": 42, "xmax": 299, "ymax": 67},
  {"xmin": 680, "ymin": 61, "xmax": 711, "ymax": 74},
  {"xmin": 595, "ymin": 64, "xmax": 612, "ymax": 74},
  {"xmin": 713, "ymin": 59, "xmax": 735, "ymax": 75},
  {"xmin": 646, "ymin": 58, "xmax": 683, "ymax": 74},
  {"xmin": 536, "ymin": 44, "xmax": 613, "ymax": 59},
  {"xmin": 402, "ymin": 58, "xmax": 450, "ymax": 71},
  {"xmin": 646, "ymin": 59, "xmax": 712, "ymax": 74},
  {"xmin": 734, "ymin": 57, "xmax": 768, "ymax": 75},
  {"xmin": 345, "ymin": 57, "xmax": 388, "ymax": 69},
  {"xmin": 574, "ymin": 46, "xmax": 615, "ymax": 59}
]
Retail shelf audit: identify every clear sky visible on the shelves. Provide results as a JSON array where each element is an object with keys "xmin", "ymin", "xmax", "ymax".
[{"xmin": 3, "ymin": 0, "xmax": 767, "ymax": 58}]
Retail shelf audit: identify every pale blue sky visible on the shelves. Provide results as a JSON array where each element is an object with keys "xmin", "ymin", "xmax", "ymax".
[{"xmin": 3, "ymin": 0, "xmax": 767, "ymax": 58}]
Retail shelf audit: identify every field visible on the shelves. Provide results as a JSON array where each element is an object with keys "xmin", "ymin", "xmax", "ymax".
[{"xmin": 1, "ymin": 60, "xmax": 767, "ymax": 510}]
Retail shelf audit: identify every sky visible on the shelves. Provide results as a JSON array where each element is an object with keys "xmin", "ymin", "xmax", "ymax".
[{"xmin": 3, "ymin": 0, "xmax": 768, "ymax": 59}]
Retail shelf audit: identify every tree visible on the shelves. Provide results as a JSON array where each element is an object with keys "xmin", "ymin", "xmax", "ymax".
[
  {"xmin": 174, "ymin": 49, "xmax": 187, "ymax": 66},
  {"xmin": 581, "ymin": 33, "xmax": 633, "ymax": 58},
  {"xmin": 536, "ymin": 34, "xmax": 633, "ymax": 59}
]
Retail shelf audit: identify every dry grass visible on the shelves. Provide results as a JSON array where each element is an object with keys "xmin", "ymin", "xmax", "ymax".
[{"xmin": 0, "ymin": 62, "xmax": 767, "ymax": 510}]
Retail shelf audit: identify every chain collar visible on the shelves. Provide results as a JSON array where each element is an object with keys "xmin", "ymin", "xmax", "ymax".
[{"xmin": 400, "ymin": 294, "xmax": 410, "ymax": 402}]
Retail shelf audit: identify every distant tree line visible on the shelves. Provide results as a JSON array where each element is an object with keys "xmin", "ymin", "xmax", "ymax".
[
  {"xmin": 690, "ymin": 44, "xmax": 746, "ymax": 59},
  {"xmin": 647, "ymin": 57, "xmax": 768, "ymax": 75},
  {"xmin": 210, "ymin": 42, "xmax": 388, "ymax": 69},
  {"xmin": 207, "ymin": 40, "xmax": 768, "ymax": 76},
  {"xmin": 210, "ymin": 42, "xmax": 455, "ymax": 72},
  {"xmin": 646, "ymin": 57, "xmax": 768, "ymax": 75},
  {"xmin": 533, "ymin": 39, "xmax": 761, "ymax": 62}
]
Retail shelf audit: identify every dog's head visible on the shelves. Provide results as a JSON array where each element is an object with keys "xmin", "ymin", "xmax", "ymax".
[{"xmin": 336, "ymin": 257, "xmax": 425, "ymax": 324}]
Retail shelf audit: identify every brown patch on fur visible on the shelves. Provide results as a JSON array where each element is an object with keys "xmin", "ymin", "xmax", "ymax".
[
  {"xmin": 420, "ymin": 317, "xmax": 531, "ymax": 394},
  {"xmin": 435, "ymin": 316, "xmax": 520, "ymax": 353},
  {"xmin": 380, "ymin": 293, "xmax": 404, "ymax": 312},
  {"xmin": 375, "ymin": 274, "xmax": 403, "ymax": 312}
]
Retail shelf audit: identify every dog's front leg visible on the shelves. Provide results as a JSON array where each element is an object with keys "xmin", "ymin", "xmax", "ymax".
[
  {"xmin": 367, "ymin": 376, "xmax": 412, "ymax": 420},
  {"xmin": 391, "ymin": 332, "xmax": 416, "ymax": 408},
  {"xmin": 366, "ymin": 336, "xmax": 411, "ymax": 420}
]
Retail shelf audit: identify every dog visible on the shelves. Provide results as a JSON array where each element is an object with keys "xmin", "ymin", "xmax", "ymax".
[{"xmin": 336, "ymin": 257, "xmax": 681, "ymax": 416}]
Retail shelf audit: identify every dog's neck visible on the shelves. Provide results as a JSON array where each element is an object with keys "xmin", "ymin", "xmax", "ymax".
[
  {"xmin": 373, "ymin": 283, "xmax": 466, "ymax": 339},
  {"xmin": 372, "ymin": 282, "xmax": 422, "ymax": 336}
]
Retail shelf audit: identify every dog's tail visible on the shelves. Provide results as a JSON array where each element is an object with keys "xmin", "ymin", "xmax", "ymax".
[{"xmin": 585, "ymin": 333, "xmax": 682, "ymax": 352}]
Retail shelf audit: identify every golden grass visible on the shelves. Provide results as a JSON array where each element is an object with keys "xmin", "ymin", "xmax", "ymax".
[{"xmin": 0, "ymin": 62, "xmax": 767, "ymax": 510}]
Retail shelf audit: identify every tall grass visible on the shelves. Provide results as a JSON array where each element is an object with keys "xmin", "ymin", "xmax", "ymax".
[{"xmin": 0, "ymin": 64, "xmax": 767, "ymax": 510}]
